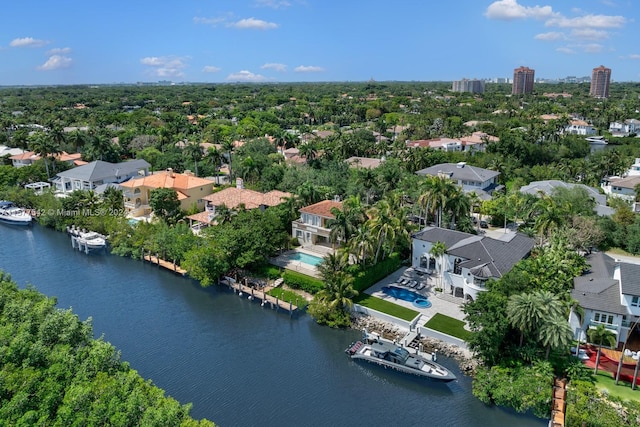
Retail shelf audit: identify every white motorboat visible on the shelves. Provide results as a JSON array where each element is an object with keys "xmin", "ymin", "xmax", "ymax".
[
  {"xmin": 78, "ymin": 231, "xmax": 107, "ymax": 250},
  {"xmin": 345, "ymin": 331, "xmax": 456, "ymax": 382},
  {"xmin": 67, "ymin": 225, "xmax": 107, "ymax": 251},
  {"xmin": 586, "ymin": 136, "xmax": 608, "ymax": 145},
  {"xmin": 0, "ymin": 201, "xmax": 33, "ymax": 226}
]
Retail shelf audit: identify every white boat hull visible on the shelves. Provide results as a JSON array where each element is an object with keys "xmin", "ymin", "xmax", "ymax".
[{"xmin": 0, "ymin": 203, "xmax": 33, "ymax": 226}]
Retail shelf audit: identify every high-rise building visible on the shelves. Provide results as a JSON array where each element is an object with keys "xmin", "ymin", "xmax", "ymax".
[
  {"xmin": 590, "ymin": 65, "xmax": 611, "ymax": 98},
  {"xmin": 452, "ymin": 79, "xmax": 485, "ymax": 94},
  {"xmin": 512, "ymin": 66, "xmax": 535, "ymax": 95}
]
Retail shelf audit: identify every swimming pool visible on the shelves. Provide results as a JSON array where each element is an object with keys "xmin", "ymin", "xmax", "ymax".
[
  {"xmin": 291, "ymin": 252, "xmax": 323, "ymax": 267},
  {"xmin": 381, "ymin": 285, "xmax": 432, "ymax": 308}
]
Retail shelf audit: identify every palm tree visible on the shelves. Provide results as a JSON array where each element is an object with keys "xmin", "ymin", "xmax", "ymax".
[
  {"xmin": 533, "ymin": 194, "xmax": 566, "ymax": 241},
  {"xmin": 429, "ymin": 241, "xmax": 446, "ymax": 292},
  {"xmin": 418, "ymin": 175, "xmax": 457, "ymax": 228},
  {"xmin": 28, "ymin": 131, "xmax": 61, "ymax": 179},
  {"xmin": 205, "ymin": 146, "xmax": 223, "ymax": 184},
  {"xmin": 539, "ymin": 316, "xmax": 573, "ymax": 359},
  {"xmin": 67, "ymin": 129, "xmax": 88, "ymax": 153},
  {"xmin": 298, "ymin": 141, "xmax": 318, "ymax": 165},
  {"xmin": 507, "ymin": 292, "xmax": 546, "ymax": 347},
  {"xmin": 347, "ymin": 223, "xmax": 375, "ymax": 266},
  {"xmin": 367, "ymin": 199, "xmax": 399, "ymax": 263},
  {"xmin": 316, "ymin": 271, "xmax": 358, "ymax": 314},
  {"xmin": 587, "ymin": 324, "xmax": 617, "ymax": 375},
  {"xmin": 297, "ymin": 181, "xmax": 321, "ymax": 206},
  {"xmin": 221, "ymin": 138, "xmax": 235, "ymax": 178},
  {"xmin": 183, "ymin": 141, "xmax": 204, "ymax": 177},
  {"xmin": 317, "ymin": 250, "xmax": 350, "ymax": 283}
]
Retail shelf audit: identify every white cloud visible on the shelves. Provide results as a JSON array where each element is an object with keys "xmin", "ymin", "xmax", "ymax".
[
  {"xmin": 556, "ymin": 47, "xmax": 576, "ymax": 54},
  {"xmin": 534, "ymin": 32, "xmax": 565, "ymax": 41},
  {"xmin": 47, "ymin": 47, "xmax": 72, "ymax": 55},
  {"xmin": 226, "ymin": 70, "xmax": 270, "ymax": 82},
  {"xmin": 228, "ymin": 18, "xmax": 278, "ymax": 30},
  {"xmin": 546, "ymin": 14, "xmax": 625, "ymax": 29},
  {"xmin": 261, "ymin": 63, "xmax": 287, "ymax": 72},
  {"xmin": 579, "ymin": 43, "xmax": 603, "ymax": 53},
  {"xmin": 140, "ymin": 56, "xmax": 188, "ymax": 78},
  {"xmin": 627, "ymin": 54, "xmax": 640, "ymax": 60},
  {"xmin": 10, "ymin": 37, "xmax": 50, "ymax": 48},
  {"xmin": 37, "ymin": 55, "xmax": 72, "ymax": 70},
  {"xmin": 485, "ymin": 0, "xmax": 554, "ymax": 20},
  {"xmin": 294, "ymin": 65, "xmax": 324, "ymax": 73},
  {"xmin": 193, "ymin": 16, "xmax": 228, "ymax": 26},
  {"xmin": 254, "ymin": 0, "xmax": 291, "ymax": 8},
  {"xmin": 202, "ymin": 65, "xmax": 221, "ymax": 73},
  {"xmin": 570, "ymin": 28, "xmax": 609, "ymax": 41}
]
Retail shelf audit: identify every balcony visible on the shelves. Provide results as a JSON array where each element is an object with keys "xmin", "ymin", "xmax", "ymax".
[{"xmin": 589, "ymin": 320, "xmax": 619, "ymax": 332}]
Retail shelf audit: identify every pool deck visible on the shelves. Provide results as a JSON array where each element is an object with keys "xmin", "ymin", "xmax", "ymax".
[
  {"xmin": 269, "ymin": 247, "xmax": 330, "ymax": 278},
  {"xmin": 365, "ymin": 267, "xmax": 467, "ymax": 323}
]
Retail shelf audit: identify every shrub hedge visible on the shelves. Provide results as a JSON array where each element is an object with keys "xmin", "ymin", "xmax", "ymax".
[
  {"xmin": 350, "ymin": 253, "xmax": 402, "ymax": 292},
  {"xmin": 282, "ymin": 270, "xmax": 324, "ymax": 294}
]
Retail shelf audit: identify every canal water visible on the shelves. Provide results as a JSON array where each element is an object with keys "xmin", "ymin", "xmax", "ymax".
[{"xmin": 0, "ymin": 224, "xmax": 546, "ymax": 427}]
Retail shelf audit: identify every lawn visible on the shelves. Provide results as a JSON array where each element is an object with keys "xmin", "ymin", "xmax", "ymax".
[
  {"xmin": 593, "ymin": 370, "xmax": 640, "ymax": 402},
  {"xmin": 268, "ymin": 288, "xmax": 309, "ymax": 310},
  {"xmin": 424, "ymin": 313, "xmax": 473, "ymax": 341},
  {"xmin": 353, "ymin": 294, "xmax": 419, "ymax": 321}
]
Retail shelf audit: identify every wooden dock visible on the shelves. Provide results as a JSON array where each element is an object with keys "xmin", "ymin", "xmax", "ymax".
[
  {"xmin": 550, "ymin": 378, "xmax": 566, "ymax": 427},
  {"xmin": 143, "ymin": 254, "xmax": 187, "ymax": 276},
  {"xmin": 223, "ymin": 279, "xmax": 298, "ymax": 313}
]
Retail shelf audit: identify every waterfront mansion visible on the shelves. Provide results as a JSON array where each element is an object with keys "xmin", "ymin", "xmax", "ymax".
[{"xmin": 411, "ymin": 227, "xmax": 534, "ymax": 301}]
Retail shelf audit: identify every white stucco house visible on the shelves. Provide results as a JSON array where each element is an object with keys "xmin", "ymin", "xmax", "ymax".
[
  {"xmin": 416, "ymin": 162, "xmax": 502, "ymax": 200},
  {"xmin": 411, "ymin": 227, "xmax": 535, "ymax": 301},
  {"xmin": 570, "ymin": 252, "xmax": 640, "ymax": 348},
  {"xmin": 564, "ymin": 119, "xmax": 596, "ymax": 136},
  {"xmin": 53, "ymin": 159, "xmax": 150, "ymax": 194}
]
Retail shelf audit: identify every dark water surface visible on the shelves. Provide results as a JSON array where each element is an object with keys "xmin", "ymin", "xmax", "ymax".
[{"xmin": 0, "ymin": 224, "xmax": 546, "ymax": 427}]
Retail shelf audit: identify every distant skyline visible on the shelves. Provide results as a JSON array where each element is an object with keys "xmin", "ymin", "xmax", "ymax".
[{"xmin": 1, "ymin": 1, "xmax": 638, "ymax": 85}]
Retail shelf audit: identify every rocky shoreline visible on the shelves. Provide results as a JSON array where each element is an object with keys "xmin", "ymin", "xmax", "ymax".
[{"xmin": 351, "ymin": 312, "xmax": 480, "ymax": 375}]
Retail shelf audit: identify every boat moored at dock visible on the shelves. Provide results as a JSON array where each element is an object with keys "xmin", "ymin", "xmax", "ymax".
[
  {"xmin": 0, "ymin": 201, "xmax": 33, "ymax": 226},
  {"xmin": 67, "ymin": 225, "xmax": 107, "ymax": 252},
  {"xmin": 346, "ymin": 331, "xmax": 457, "ymax": 382}
]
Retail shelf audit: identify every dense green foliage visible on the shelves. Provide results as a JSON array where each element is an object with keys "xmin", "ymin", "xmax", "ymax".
[
  {"xmin": 349, "ymin": 252, "xmax": 402, "ymax": 292},
  {"xmin": 0, "ymin": 271, "xmax": 215, "ymax": 426},
  {"xmin": 472, "ymin": 362, "xmax": 554, "ymax": 418},
  {"xmin": 282, "ymin": 270, "xmax": 324, "ymax": 294}
]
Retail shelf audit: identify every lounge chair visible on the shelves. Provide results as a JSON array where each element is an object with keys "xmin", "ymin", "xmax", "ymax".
[
  {"xmin": 416, "ymin": 283, "xmax": 425, "ymax": 291},
  {"xmin": 409, "ymin": 280, "xmax": 418, "ymax": 288},
  {"xmin": 399, "ymin": 278, "xmax": 409, "ymax": 285}
]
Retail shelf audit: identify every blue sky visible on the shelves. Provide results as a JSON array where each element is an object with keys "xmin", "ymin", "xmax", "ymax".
[{"xmin": 1, "ymin": 0, "xmax": 638, "ymax": 85}]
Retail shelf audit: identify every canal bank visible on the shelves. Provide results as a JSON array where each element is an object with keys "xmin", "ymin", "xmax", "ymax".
[{"xmin": 0, "ymin": 224, "xmax": 546, "ymax": 426}]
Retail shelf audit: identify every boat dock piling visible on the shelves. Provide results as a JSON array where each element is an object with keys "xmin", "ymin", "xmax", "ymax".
[
  {"xmin": 141, "ymin": 249, "xmax": 187, "ymax": 276},
  {"xmin": 221, "ymin": 278, "xmax": 298, "ymax": 315},
  {"xmin": 70, "ymin": 235, "xmax": 91, "ymax": 254}
]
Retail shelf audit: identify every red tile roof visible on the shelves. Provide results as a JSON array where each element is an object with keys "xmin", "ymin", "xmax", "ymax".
[
  {"xmin": 299, "ymin": 200, "xmax": 342, "ymax": 218},
  {"xmin": 202, "ymin": 187, "xmax": 291, "ymax": 210}
]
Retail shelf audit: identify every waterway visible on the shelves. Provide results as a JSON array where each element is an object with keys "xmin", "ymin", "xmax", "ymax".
[{"xmin": 0, "ymin": 224, "xmax": 547, "ymax": 427}]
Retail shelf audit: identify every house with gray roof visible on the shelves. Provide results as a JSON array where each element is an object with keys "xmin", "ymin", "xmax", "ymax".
[
  {"xmin": 520, "ymin": 180, "xmax": 614, "ymax": 217},
  {"xmin": 53, "ymin": 159, "xmax": 150, "ymax": 194},
  {"xmin": 570, "ymin": 252, "xmax": 640, "ymax": 348},
  {"xmin": 416, "ymin": 162, "xmax": 502, "ymax": 200},
  {"xmin": 411, "ymin": 226, "xmax": 534, "ymax": 301}
]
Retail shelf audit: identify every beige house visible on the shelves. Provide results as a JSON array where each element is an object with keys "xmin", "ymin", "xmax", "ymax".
[
  {"xmin": 120, "ymin": 169, "xmax": 215, "ymax": 217},
  {"xmin": 187, "ymin": 178, "xmax": 290, "ymax": 231},
  {"xmin": 292, "ymin": 200, "xmax": 343, "ymax": 248}
]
